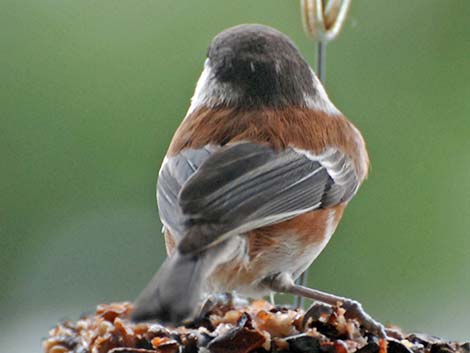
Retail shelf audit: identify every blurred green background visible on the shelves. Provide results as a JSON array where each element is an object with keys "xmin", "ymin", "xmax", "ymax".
[{"xmin": 1, "ymin": 0, "xmax": 469, "ymax": 351}]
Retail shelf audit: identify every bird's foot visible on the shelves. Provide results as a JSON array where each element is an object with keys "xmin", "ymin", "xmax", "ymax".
[{"xmin": 263, "ymin": 272, "xmax": 389, "ymax": 338}]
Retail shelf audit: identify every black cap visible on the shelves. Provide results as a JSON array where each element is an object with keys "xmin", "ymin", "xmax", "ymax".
[{"xmin": 207, "ymin": 24, "xmax": 316, "ymax": 107}]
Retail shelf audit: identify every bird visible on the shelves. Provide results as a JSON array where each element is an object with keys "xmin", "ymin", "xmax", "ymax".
[{"xmin": 131, "ymin": 24, "xmax": 386, "ymax": 337}]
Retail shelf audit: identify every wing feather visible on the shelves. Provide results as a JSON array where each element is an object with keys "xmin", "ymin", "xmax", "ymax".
[{"xmin": 156, "ymin": 142, "xmax": 360, "ymax": 254}]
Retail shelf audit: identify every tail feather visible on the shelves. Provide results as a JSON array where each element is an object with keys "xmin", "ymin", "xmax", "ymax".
[{"xmin": 131, "ymin": 250, "xmax": 209, "ymax": 324}]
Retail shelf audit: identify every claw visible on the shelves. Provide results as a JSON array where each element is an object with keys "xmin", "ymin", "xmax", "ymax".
[{"xmin": 341, "ymin": 299, "xmax": 387, "ymax": 338}]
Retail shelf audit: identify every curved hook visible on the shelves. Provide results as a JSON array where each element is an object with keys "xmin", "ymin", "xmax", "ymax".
[{"xmin": 301, "ymin": 0, "xmax": 352, "ymax": 42}]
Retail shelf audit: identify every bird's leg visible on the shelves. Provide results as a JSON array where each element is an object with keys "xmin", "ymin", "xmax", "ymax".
[
  {"xmin": 294, "ymin": 270, "xmax": 308, "ymax": 307},
  {"xmin": 263, "ymin": 272, "xmax": 387, "ymax": 338}
]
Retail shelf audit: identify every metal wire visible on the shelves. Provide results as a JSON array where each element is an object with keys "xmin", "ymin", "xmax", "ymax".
[
  {"xmin": 316, "ymin": 40, "xmax": 327, "ymax": 83},
  {"xmin": 301, "ymin": 0, "xmax": 350, "ymax": 83},
  {"xmin": 295, "ymin": 0, "xmax": 350, "ymax": 309}
]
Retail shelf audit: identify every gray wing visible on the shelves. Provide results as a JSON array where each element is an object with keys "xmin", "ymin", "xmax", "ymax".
[
  {"xmin": 157, "ymin": 145, "xmax": 215, "ymax": 237},
  {"xmin": 157, "ymin": 142, "xmax": 359, "ymax": 254}
]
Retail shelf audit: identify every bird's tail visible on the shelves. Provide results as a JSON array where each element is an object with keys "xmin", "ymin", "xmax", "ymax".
[{"xmin": 130, "ymin": 248, "xmax": 215, "ymax": 324}]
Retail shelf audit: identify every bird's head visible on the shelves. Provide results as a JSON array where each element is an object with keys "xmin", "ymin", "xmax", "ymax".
[{"xmin": 189, "ymin": 24, "xmax": 337, "ymax": 114}]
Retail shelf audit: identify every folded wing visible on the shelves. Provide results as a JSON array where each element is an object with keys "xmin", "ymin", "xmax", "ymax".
[{"xmin": 157, "ymin": 142, "xmax": 359, "ymax": 255}]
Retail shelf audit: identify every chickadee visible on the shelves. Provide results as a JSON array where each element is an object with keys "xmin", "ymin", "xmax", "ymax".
[{"xmin": 131, "ymin": 24, "xmax": 385, "ymax": 337}]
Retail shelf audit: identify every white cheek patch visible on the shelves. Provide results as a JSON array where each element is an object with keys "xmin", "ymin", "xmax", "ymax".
[
  {"xmin": 186, "ymin": 62, "xmax": 341, "ymax": 116},
  {"xmin": 186, "ymin": 60, "xmax": 242, "ymax": 117},
  {"xmin": 186, "ymin": 60, "xmax": 212, "ymax": 116},
  {"xmin": 304, "ymin": 69, "xmax": 341, "ymax": 116}
]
